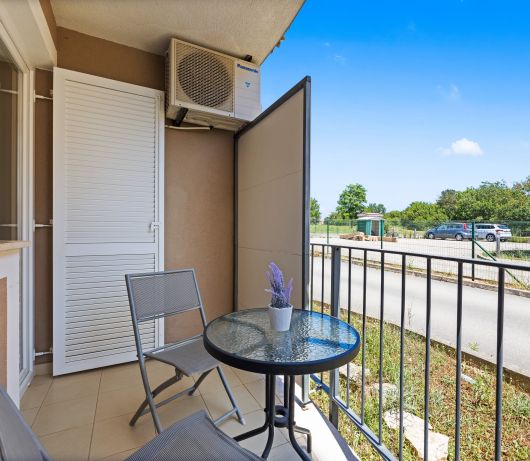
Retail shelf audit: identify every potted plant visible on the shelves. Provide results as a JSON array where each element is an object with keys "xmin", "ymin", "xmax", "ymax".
[{"xmin": 265, "ymin": 262, "xmax": 293, "ymax": 331}]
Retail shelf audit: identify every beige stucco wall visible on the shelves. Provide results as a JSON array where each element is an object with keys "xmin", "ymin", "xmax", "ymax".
[
  {"xmin": 237, "ymin": 89, "xmax": 305, "ymax": 310},
  {"xmin": 164, "ymin": 128, "xmax": 234, "ymax": 341}
]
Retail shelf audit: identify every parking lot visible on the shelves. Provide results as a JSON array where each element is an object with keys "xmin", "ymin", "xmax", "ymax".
[{"xmin": 311, "ymin": 235, "xmax": 530, "ymax": 288}]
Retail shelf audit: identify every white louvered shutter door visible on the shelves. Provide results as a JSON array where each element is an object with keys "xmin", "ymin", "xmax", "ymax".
[{"xmin": 53, "ymin": 68, "xmax": 164, "ymax": 375}]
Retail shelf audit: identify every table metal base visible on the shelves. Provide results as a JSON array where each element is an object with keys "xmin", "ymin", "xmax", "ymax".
[{"xmin": 234, "ymin": 374, "xmax": 312, "ymax": 460}]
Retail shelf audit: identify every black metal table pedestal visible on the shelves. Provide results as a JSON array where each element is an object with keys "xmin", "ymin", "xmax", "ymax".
[{"xmin": 234, "ymin": 375, "xmax": 312, "ymax": 460}]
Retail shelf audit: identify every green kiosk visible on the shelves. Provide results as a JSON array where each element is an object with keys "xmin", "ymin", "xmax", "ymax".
[{"xmin": 357, "ymin": 212, "xmax": 384, "ymax": 237}]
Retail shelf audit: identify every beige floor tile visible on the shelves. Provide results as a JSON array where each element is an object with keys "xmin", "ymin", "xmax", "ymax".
[
  {"xmin": 157, "ymin": 394, "xmax": 209, "ymax": 429},
  {"xmin": 53, "ymin": 369, "xmax": 102, "ymax": 385},
  {"xmin": 95, "ymin": 385, "xmax": 146, "ymax": 422},
  {"xmin": 21, "ymin": 383, "xmax": 51, "ymax": 410},
  {"xmin": 100, "ymin": 363, "xmax": 143, "ymax": 393},
  {"xmin": 40, "ymin": 424, "xmax": 92, "ymax": 461},
  {"xmin": 96, "ymin": 448, "xmax": 137, "ymax": 461},
  {"xmin": 197, "ymin": 368, "xmax": 239, "ymax": 394},
  {"xmin": 96, "ymin": 371, "xmax": 196, "ymax": 422},
  {"xmin": 90, "ymin": 412, "xmax": 155, "ymax": 461},
  {"xmin": 21, "ymin": 407, "xmax": 39, "ymax": 426},
  {"xmin": 231, "ymin": 368, "xmax": 265, "ymax": 384},
  {"xmin": 30, "ymin": 373, "xmax": 53, "ymax": 388},
  {"xmin": 244, "ymin": 379, "xmax": 283, "ymax": 407},
  {"xmin": 268, "ymin": 441, "xmax": 314, "ymax": 461},
  {"xmin": 33, "ymin": 395, "xmax": 97, "ymax": 436},
  {"xmin": 43, "ymin": 373, "xmax": 100, "ymax": 406},
  {"xmin": 220, "ymin": 409, "xmax": 288, "ymax": 452},
  {"xmin": 202, "ymin": 384, "xmax": 261, "ymax": 420}
]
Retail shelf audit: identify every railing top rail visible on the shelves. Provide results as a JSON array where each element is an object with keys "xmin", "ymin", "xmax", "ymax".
[{"xmin": 310, "ymin": 242, "xmax": 530, "ymax": 272}]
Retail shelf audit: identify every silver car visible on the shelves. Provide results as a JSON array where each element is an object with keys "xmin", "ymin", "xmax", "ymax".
[{"xmin": 475, "ymin": 223, "xmax": 512, "ymax": 242}]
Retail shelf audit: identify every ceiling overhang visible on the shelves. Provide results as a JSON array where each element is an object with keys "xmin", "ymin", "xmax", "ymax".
[{"xmin": 50, "ymin": 0, "xmax": 304, "ymax": 65}]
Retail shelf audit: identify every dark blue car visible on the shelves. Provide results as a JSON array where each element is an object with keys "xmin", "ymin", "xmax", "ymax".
[{"xmin": 425, "ymin": 223, "xmax": 472, "ymax": 241}]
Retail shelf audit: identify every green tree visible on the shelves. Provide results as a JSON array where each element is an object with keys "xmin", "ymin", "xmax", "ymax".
[
  {"xmin": 335, "ymin": 184, "xmax": 367, "ymax": 219},
  {"xmin": 452, "ymin": 181, "xmax": 530, "ymax": 221},
  {"xmin": 364, "ymin": 202, "xmax": 386, "ymax": 214},
  {"xmin": 310, "ymin": 198, "xmax": 321, "ymax": 224},
  {"xmin": 384, "ymin": 210, "xmax": 403, "ymax": 220},
  {"xmin": 514, "ymin": 176, "xmax": 530, "ymax": 195},
  {"xmin": 325, "ymin": 211, "xmax": 342, "ymax": 223},
  {"xmin": 384, "ymin": 210, "xmax": 403, "ymax": 225},
  {"xmin": 400, "ymin": 201, "xmax": 448, "ymax": 228},
  {"xmin": 436, "ymin": 189, "xmax": 458, "ymax": 219}
]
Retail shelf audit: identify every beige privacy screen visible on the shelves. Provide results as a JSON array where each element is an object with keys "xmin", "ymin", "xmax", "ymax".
[{"xmin": 236, "ymin": 78, "xmax": 310, "ymax": 311}]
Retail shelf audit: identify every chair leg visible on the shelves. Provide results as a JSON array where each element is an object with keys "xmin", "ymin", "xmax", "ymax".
[
  {"xmin": 130, "ymin": 371, "xmax": 182, "ymax": 428},
  {"xmin": 216, "ymin": 366, "xmax": 245, "ymax": 425},
  {"xmin": 188, "ymin": 369, "xmax": 213, "ymax": 396},
  {"xmin": 135, "ymin": 357, "xmax": 163, "ymax": 434}
]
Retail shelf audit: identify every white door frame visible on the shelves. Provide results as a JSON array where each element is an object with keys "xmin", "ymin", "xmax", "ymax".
[{"xmin": 0, "ymin": 20, "xmax": 36, "ymax": 394}]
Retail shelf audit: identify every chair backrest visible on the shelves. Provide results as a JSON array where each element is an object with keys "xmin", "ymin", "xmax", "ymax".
[
  {"xmin": 125, "ymin": 269, "xmax": 204, "ymax": 323},
  {"xmin": 0, "ymin": 387, "xmax": 51, "ymax": 461}
]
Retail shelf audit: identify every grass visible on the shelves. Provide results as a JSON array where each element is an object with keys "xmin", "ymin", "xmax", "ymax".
[
  {"xmin": 310, "ymin": 223, "xmax": 354, "ymax": 235},
  {"xmin": 509, "ymin": 237, "xmax": 530, "ymax": 244},
  {"xmin": 309, "ymin": 304, "xmax": 530, "ymax": 460},
  {"xmin": 492, "ymin": 249, "xmax": 530, "ymax": 261}
]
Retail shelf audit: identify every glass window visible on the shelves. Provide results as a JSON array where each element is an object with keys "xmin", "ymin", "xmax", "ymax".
[{"xmin": 0, "ymin": 40, "xmax": 18, "ymax": 241}]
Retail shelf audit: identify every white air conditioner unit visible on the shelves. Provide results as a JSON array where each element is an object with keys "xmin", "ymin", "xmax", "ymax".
[{"xmin": 166, "ymin": 38, "xmax": 261, "ymax": 131}]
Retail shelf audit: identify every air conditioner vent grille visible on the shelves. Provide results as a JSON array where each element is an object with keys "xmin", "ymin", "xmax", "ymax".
[{"xmin": 174, "ymin": 42, "xmax": 234, "ymax": 112}]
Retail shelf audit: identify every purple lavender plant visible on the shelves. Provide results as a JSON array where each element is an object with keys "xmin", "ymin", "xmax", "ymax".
[{"xmin": 265, "ymin": 262, "xmax": 293, "ymax": 309}]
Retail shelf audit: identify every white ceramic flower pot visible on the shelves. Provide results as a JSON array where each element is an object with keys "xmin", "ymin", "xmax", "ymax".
[{"xmin": 267, "ymin": 304, "xmax": 293, "ymax": 332}]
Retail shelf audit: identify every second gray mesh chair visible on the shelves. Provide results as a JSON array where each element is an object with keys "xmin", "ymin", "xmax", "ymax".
[{"xmin": 125, "ymin": 269, "xmax": 245, "ymax": 433}]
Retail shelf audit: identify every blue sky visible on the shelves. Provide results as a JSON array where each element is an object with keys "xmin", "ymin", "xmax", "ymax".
[{"xmin": 260, "ymin": 0, "xmax": 530, "ymax": 216}]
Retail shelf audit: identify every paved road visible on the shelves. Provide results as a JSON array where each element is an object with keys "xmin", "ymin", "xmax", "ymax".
[{"xmin": 311, "ymin": 258, "xmax": 530, "ymax": 376}]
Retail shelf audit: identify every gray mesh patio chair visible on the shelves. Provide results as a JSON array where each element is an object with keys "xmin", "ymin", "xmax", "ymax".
[
  {"xmin": 125, "ymin": 269, "xmax": 245, "ymax": 433},
  {"xmin": 0, "ymin": 387, "xmax": 260, "ymax": 461},
  {"xmin": 0, "ymin": 387, "xmax": 51, "ymax": 461}
]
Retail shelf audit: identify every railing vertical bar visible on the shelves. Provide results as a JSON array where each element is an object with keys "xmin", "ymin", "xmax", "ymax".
[
  {"xmin": 321, "ymin": 244, "xmax": 325, "ymax": 383},
  {"xmin": 455, "ymin": 262, "xmax": 463, "ymax": 461},
  {"xmin": 310, "ymin": 244, "xmax": 314, "ymax": 312},
  {"xmin": 378, "ymin": 252, "xmax": 385, "ymax": 444},
  {"xmin": 495, "ymin": 268, "xmax": 505, "ymax": 461},
  {"xmin": 329, "ymin": 246, "xmax": 341, "ymax": 428},
  {"xmin": 424, "ymin": 258, "xmax": 432, "ymax": 461},
  {"xmin": 346, "ymin": 248, "xmax": 352, "ymax": 408},
  {"xmin": 321, "ymin": 244, "xmax": 325, "ymax": 315},
  {"xmin": 361, "ymin": 250, "xmax": 368, "ymax": 424},
  {"xmin": 348, "ymin": 248, "xmax": 352, "ymax": 324},
  {"xmin": 399, "ymin": 254, "xmax": 406, "ymax": 460}
]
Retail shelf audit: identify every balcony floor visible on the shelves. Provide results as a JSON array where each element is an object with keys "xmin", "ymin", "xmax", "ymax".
[{"xmin": 21, "ymin": 361, "xmax": 355, "ymax": 461}]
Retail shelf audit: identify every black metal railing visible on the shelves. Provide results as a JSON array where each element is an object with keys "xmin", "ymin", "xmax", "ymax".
[{"xmin": 305, "ymin": 243, "xmax": 529, "ymax": 461}]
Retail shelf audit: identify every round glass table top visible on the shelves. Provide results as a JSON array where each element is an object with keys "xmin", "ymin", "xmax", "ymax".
[{"xmin": 204, "ymin": 308, "xmax": 361, "ymax": 375}]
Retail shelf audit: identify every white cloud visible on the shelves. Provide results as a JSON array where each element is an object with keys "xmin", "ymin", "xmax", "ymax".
[
  {"xmin": 439, "ymin": 138, "xmax": 483, "ymax": 156},
  {"xmin": 324, "ymin": 41, "xmax": 331, "ymax": 47},
  {"xmin": 333, "ymin": 54, "xmax": 346, "ymax": 65},
  {"xmin": 437, "ymin": 84, "xmax": 460, "ymax": 101}
]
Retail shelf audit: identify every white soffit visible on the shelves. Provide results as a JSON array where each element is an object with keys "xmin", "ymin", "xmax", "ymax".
[{"xmin": 50, "ymin": 0, "xmax": 304, "ymax": 64}]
